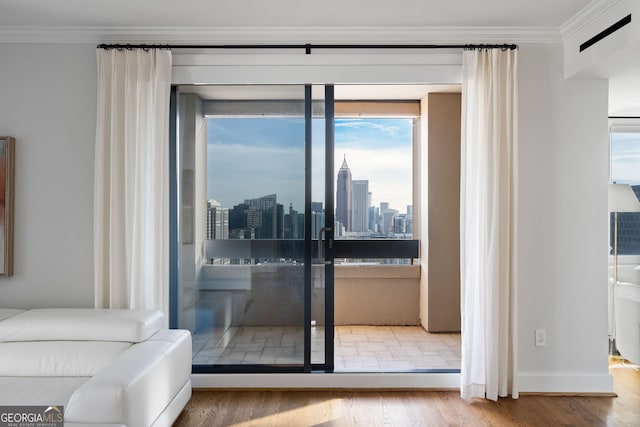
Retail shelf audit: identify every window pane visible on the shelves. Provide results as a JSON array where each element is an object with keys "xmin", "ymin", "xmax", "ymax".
[
  {"xmin": 333, "ymin": 118, "xmax": 414, "ymax": 264},
  {"xmin": 334, "ymin": 118, "xmax": 413, "ymax": 239},
  {"xmin": 610, "ymin": 132, "xmax": 640, "ymax": 255},
  {"xmin": 178, "ymin": 86, "xmax": 308, "ymax": 369}
]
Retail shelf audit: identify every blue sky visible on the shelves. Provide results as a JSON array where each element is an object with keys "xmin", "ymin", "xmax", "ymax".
[
  {"xmin": 207, "ymin": 118, "xmax": 413, "ymax": 213},
  {"xmin": 611, "ymin": 132, "xmax": 640, "ymax": 185}
]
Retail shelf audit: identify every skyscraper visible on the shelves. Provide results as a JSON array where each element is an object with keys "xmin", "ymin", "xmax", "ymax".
[
  {"xmin": 379, "ymin": 202, "xmax": 397, "ymax": 236},
  {"xmin": 351, "ymin": 180, "xmax": 370, "ymax": 232},
  {"xmin": 244, "ymin": 194, "xmax": 280, "ymax": 239},
  {"xmin": 206, "ymin": 199, "xmax": 229, "ymax": 240},
  {"xmin": 284, "ymin": 203, "xmax": 304, "ymax": 239},
  {"xmin": 368, "ymin": 205, "xmax": 379, "ymax": 232},
  {"xmin": 336, "ymin": 156, "xmax": 352, "ymax": 231}
]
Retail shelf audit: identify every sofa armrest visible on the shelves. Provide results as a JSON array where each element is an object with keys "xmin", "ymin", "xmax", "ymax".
[
  {"xmin": 64, "ymin": 330, "xmax": 191, "ymax": 427},
  {"xmin": 615, "ymin": 282, "xmax": 640, "ymax": 365}
]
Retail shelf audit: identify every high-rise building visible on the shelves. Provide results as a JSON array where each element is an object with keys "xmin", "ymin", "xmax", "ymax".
[
  {"xmin": 368, "ymin": 206, "xmax": 379, "ymax": 232},
  {"xmin": 405, "ymin": 215, "xmax": 413, "ymax": 235},
  {"xmin": 351, "ymin": 180, "xmax": 370, "ymax": 232},
  {"xmin": 379, "ymin": 202, "xmax": 398, "ymax": 236},
  {"xmin": 382, "ymin": 210, "xmax": 397, "ymax": 235},
  {"xmin": 284, "ymin": 203, "xmax": 305, "ymax": 239},
  {"xmin": 229, "ymin": 202, "xmax": 247, "ymax": 231},
  {"xmin": 206, "ymin": 199, "xmax": 229, "ymax": 240},
  {"xmin": 336, "ymin": 156, "xmax": 352, "ymax": 231},
  {"xmin": 244, "ymin": 194, "xmax": 282, "ymax": 239},
  {"xmin": 311, "ymin": 201, "xmax": 323, "ymax": 214}
]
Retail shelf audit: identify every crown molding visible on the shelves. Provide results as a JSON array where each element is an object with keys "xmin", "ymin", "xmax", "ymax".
[
  {"xmin": 560, "ymin": 0, "xmax": 628, "ymax": 40},
  {"xmin": 0, "ymin": 26, "xmax": 562, "ymax": 45}
]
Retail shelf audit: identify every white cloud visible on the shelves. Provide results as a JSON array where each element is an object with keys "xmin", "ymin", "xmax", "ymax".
[
  {"xmin": 337, "ymin": 148, "xmax": 412, "ymax": 211},
  {"xmin": 335, "ymin": 120, "xmax": 402, "ymax": 137}
]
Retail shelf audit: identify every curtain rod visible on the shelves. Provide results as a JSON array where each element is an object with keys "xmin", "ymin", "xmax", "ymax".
[{"xmin": 96, "ymin": 43, "xmax": 518, "ymax": 53}]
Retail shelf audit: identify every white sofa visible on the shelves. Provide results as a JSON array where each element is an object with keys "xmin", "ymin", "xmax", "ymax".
[
  {"xmin": 609, "ymin": 263, "xmax": 640, "ymax": 364},
  {"xmin": 615, "ymin": 282, "xmax": 640, "ymax": 364},
  {"xmin": 0, "ymin": 308, "xmax": 192, "ymax": 427}
]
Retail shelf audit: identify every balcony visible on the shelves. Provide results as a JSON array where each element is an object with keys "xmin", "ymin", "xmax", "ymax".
[{"xmin": 183, "ymin": 262, "xmax": 461, "ymax": 372}]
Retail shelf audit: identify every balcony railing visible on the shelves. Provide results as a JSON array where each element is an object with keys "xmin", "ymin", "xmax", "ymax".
[{"xmin": 204, "ymin": 238, "xmax": 419, "ymax": 262}]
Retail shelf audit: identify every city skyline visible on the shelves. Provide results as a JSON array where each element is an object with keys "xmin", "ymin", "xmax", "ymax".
[
  {"xmin": 206, "ymin": 155, "xmax": 412, "ymax": 220},
  {"xmin": 207, "ymin": 117, "xmax": 413, "ymax": 211},
  {"xmin": 207, "ymin": 191, "xmax": 412, "ymax": 241},
  {"xmin": 206, "ymin": 155, "xmax": 412, "ymax": 240},
  {"xmin": 206, "ymin": 192, "xmax": 411, "ymax": 218}
]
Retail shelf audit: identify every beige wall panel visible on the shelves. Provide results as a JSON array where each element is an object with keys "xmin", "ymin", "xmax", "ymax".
[{"xmin": 427, "ymin": 93, "xmax": 461, "ymax": 332}]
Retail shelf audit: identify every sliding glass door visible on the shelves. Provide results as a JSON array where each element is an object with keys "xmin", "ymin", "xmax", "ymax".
[{"xmin": 172, "ymin": 84, "xmax": 334, "ymax": 372}]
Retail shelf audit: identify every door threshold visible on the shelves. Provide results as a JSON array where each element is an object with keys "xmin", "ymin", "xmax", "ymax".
[{"xmin": 192, "ymin": 372, "xmax": 460, "ymax": 389}]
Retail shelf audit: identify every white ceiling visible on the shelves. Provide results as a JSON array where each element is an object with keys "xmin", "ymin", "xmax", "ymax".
[
  {"xmin": 0, "ymin": 0, "xmax": 590, "ymax": 28},
  {"xmin": 2, "ymin": 0, "xmax": 638, "ymax": 115}
]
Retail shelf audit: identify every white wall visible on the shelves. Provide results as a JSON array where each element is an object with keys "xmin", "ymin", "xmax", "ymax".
[
  {"xmin": 0, "ymin": 44, "xmax": 96, "ymax": 308},
  {"xmin": 518, "ymin": 44, "xmax": 611, "ymax": 392},
  {"xmin": 0, "ymin": 41, "xmax": 614, "ymax": 391},
  {"xmin": 562, "ymin": 0, "xmax": 640, "ymax": 116},
  {"xmin": 562, "ymin": 0, "xmax": 634, "ymax": 79}
]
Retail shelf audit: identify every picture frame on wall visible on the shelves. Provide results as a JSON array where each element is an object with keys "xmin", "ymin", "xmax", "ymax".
[{"xmin": 0, "ymin": 137, "xmax": 15, "ymax": 277}]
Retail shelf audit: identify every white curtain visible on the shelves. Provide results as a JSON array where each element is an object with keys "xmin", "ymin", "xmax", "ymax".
[
  {"xmin": 460, "ymin": 48, "xmax": 518, "ymax": 400},
  {"xmin": 94, "ymin": 48, "xmax": 172, "ymax": 320}
]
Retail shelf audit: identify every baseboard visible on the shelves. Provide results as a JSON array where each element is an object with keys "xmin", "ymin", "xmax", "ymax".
[
  {"xmin": 192, "ymin": 372, "xmax": 460, "ymax": 390},
  {"xmin": 518, "ymin": 371, "xmax": 614, "ymax": 394},
  {"xmin": 192, "ymin": 371, "xmax": 614, "ymax": 394}
]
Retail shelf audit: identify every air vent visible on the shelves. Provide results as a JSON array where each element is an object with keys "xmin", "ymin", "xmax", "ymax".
[{"xmin": 580, "ymin": 14, "xmax": 631, "ymax": 52}]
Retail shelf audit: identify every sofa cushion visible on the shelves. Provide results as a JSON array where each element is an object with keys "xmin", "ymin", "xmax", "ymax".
[
  {"xmin": 0, "ymin": 308, "xmax": 165, "ymax": 343},
  {"xmin": 0, "ymin": 377, "xmax": 88, "ymax": 406},
  {"xmin": 0, "ymin": 341, "xmax": 132, "ymax": 376},
  {"xmin": 0, "ymin": 309, "xmax": 25, "ymax": 322}
]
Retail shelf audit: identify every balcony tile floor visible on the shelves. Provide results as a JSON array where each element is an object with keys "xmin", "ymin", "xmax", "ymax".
[{"xmin": 192, "ymin": 325, "xmax": 461, "ymax": 371}]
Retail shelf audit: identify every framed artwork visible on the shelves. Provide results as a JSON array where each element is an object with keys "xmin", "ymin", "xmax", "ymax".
[{"xmin": 0, "ymin": 137, "xmax": 14, "ymax": 276}]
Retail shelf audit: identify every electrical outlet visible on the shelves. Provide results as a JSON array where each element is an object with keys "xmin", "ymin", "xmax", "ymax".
[{"xmin": 535, "ymin": 329, "xmax": 547, "ymax": 347}]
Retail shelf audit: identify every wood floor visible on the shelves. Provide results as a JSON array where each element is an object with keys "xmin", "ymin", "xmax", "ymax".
[{"xmin": 173, "ymin": 359, "xmax": 639, "ymax": 426}]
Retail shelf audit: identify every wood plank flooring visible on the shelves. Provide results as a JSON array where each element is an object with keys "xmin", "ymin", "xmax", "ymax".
[{"xmin": 173, "ymin": 359, "xmax": 639, "ymax": 426}]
